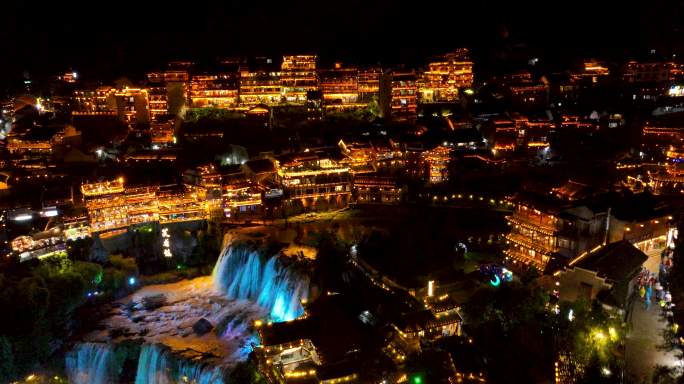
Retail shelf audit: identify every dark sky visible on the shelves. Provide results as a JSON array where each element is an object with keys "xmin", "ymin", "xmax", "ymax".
[{"xmin": 1, "ymin": 0, "xmax": 681, "ymax": 87}]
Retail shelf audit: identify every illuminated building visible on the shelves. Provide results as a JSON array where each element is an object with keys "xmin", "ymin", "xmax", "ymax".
[
  {"xmin": 11, "ymin": 233, "xmax": 65, "ymax": 262},
  {"xmin": 157, "ymin": 189, "xmax": 205, "ymax": 224},
  {"xmin": 381, "ymin": 70, "xmax": 418, "ymax": 121},
  {"xmin": 190, "ymin": 72, "xmax": 239, "ymax": 108},
  {"xmin": 150, "ymin": 121, "xmax": 176, "ymax": 148},
  {"xmin": 353, "ymin": 174, "xmax": 401, "ymax": 204},
  {"xmin": 239, "ymin": 57, "xmax": 282, "ymax": 106},
  {"xmin": 559, "ymin": 114, "xmax": 596, "ymax": 130},
  {"xmin": 6, "ymin": 137, "xmax": 53, "ymax": 156},
  {"xmin": 504, "ymin": 194, "xmax": 608, "ymax": 271},
  {"xmin": 505, "ymin": 71, "xmax": 549, "ymax": 109},
  {"xmin": 396, "ymin": 306, "xmax": 462, "ymax": 342},
  {"xmin": 81, "ymin": 179, "xmax": 207, "ymax": 234},
  {"xmin": 183, "ymin": 164, "xmax": 223, "ymax": 203},
  {"xmin": 507, "ymin": 114, "xmax": 554, "ymax": 149},
  {"xmin": 124, "ymin": 150, "xmax": 177, "ymax": 164},
  {"xmin": 623, "ymin": 61, "xmax": 681, "ymax": 83},
  {"xmin": 319, "ymin": 62, "xmax": 361, "ymax": 109},
  {"xmin": 420, "ymin": 49, "xmax": 474, "ymax": 102},
  {"xmin": 358, "ymin": 67, "xmax": 382, "ymax": 103},
  {"xmin": 278, "ymin": 151, "xmax": 351, "ymax": 212},
  {"xmin": 59, "ymin": 71, "xmax": 78, "ymax": 83},
  {"xmin": 338, "ymin": 140, "xmax": 378, "ymax": 174},
  {"xmin": 258, "ymin": 317, "xmax": 321, "ymax": 373},
  {"xmin": 222, "ymin": 182, "xmax": 263, "ymax": 218},
  {"xmin": 73, "ymin": 87, "xmax": 111, "ymax": 114},
  {"xmin": 105, "ymin": 87, "xmax": 151, "ymax": 123},
  {"xmin": 487, "ymin": 116, "xmax": 517, "ymax": 152},
  {"xmin": 572, "ymin": 60, "xmax": 610, "ymax": 84},
  {"xmin": 557, "ymin": 241, "xmax": 647, "ymax": 308},
  {"xmin": 63, "ymin": 214, "xmax": 90, "ymax": 241},
  {"xmin": 280, "ymin": 55, "xmax": 318, "ymax": 103},
  {"xmin": 650, "ymin": 145, "xmax": 684, "ymax": 194},
  {"xmin": 146, "ymin": 72, "xmax": 168, "ymax": 120},
  {"xmin": 422, "ymin": 144, "xmax": 453, "ymax": 183},
  {"xmin": 146, "ymin": 62, "xmax": 192, "ymax": 116}
]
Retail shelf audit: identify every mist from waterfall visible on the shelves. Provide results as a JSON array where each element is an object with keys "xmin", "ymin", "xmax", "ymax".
[
  {"xmin": 212, "ymin": 243, "xmax": 309, "ymax": 322},
  {"xmin": 134, "ymin": 344, "xmax": 225, "ymax": 384},
  {"xmin": 65, "ymin": 343, "xmax": 119, "ymax": 384}
]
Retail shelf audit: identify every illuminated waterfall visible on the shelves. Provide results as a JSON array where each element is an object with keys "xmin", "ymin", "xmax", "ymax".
[
  {"xmin": 65, "ymin": 343, "xmax": 118, "ymax": 384},
  {"xmin": 134, "ymin": 344, "xmax": 225, "ymax": 384},
  {"xmin": 212, "ymin": 243, "xmax": 309, "ymax": 322}
]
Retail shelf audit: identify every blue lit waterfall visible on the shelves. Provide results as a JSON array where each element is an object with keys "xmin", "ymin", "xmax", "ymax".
[
  {"xmin": 134, "ymin": 344, "xmax": 225, "ymax": 384},
  {"xmin": 65, "ymin": 343, "xmax": 119, "ymax": 384},
  {"xmin": 212, "ymin": 243, "xmax": 309, "ymax": 322}
]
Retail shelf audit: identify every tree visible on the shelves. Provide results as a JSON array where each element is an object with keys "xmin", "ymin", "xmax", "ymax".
[
  {"xmin": 167, "ymin": 83, "xmax": 186, "ymax": 116},
  {"xmin": 463, "ymin": 283, "xmax": 554, "ymax": 383},
  {"xmin": 312, "ymin": 230, "xmax": 350, "ymax": 292},
  {"xmin": 0, "ymin": 336, "xmax": 16, "ymax": 382},
  {"xmin": 66, "ymin": 237, "xmax": 94, "ymax": 261}
]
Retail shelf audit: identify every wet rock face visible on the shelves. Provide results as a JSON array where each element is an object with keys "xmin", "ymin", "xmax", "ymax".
[{"xmin": 193, "ymin": 318, "xmax": 214, "ymax": 336}]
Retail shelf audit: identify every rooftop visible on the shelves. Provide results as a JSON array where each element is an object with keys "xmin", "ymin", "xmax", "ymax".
[{"xmin": 575, "ymin": 240, "xmax": 648, "ymax": 283}]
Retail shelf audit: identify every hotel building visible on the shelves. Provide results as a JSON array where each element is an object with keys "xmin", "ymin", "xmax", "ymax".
[
  {"xmin": 239, "ymin": 57, "xmax": 282, "ymax": 106},
  {"xmin": 277, "ymin": 151, "xmax": 351, "ymax": 212},
  {"xmin": 381, "ymin": 70, "xmax": 418, "ymax": 121},
  {"xmin": 190, "ymin": 71, "xmax": 239, "ymax": 109},
  {"xmin": 420, "ymin": 49, "xmax": 474, "ymax": 103},
  {"xmin": 358, "ymin": 67, "xmax": 382, "ymax": 103},
  {"xmin": 81, "ymin": 179, "xmax": 208, "ymax": 234},
  {"xmin": 504, "ymin": 194, "xmax": 608, "ymax": 271},
  {"xmin": 319, "ymin": 62, "xmax": 361, "ymax": 109},
  {"xmin": 280, "ymin": 55, "xmax": 318, "ymax": 103}
]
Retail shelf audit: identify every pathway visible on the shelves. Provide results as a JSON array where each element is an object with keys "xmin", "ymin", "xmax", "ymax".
[{"xmin": 625, "ymin": 296, "xmax": 681, "ymax": 383}]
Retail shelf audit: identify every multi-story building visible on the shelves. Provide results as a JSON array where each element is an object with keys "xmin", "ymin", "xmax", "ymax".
[
  {"xmin": 73, "ymin": 87, "xmax": 112, "ymax": 114},
  {"xmin": 504, "ymin": 193, "xmax": 609, "ymax": 272},
  {"xmin": 487, "ymin": 116, "xmax": 517, "ymax": 152},
  {"xmin": 382, "ymin": 70, "xmax": 418, "ymax": 121},
  {"xmin": 277, "ymin": 151, "xmax": 352, "ymax": 212},
  {"xmin": 623, "ymin": 61, "xmax": 681, "ymax": 83},
  {"xmin": 572, "ymin": 60, "xmax": 610, "ymax": 84},
  {"xmin": 422, "ymin": 144, "xmax": 453, "ymax": 183},
  {"xmin": 319, "ymin": 62, "xmax": 361, "ymax": 108},
  {"xmin": 146, "ymin": 73, "xmax": 168, "ymax": 121},
  {"xmin": 81, "ymin": 179, "xmax": 207, "ymax": 234},
  {"xmin": 222, "ymin": 182, "xmax": 263, "ymax": 219},
  {"xmin": 650, "ymin": 145, "xmax": 684, "ymax": 195},
  {"xmin": 105, "ymin": 87, "xmax": 151, "ymax": 123},
  {"xmin": 190, "ymin": 71, "xmax": 239, "ymax": 108},
  {"xmin": 280, "ymin": 55, "xmax": 318, "ymax": 103},
  {"xmin": 420, "ymin": 49, "xmax": 474, "ymax": 102},
  {"xmin": 506, "ymin": 72, "xmax": 549, "ymax": 109},
  {"xmin": 353, "ymin": 174, "xmax": 402, "ymax": 204},
  {"xmin": 157, "ymin": 188, "xmax": 205, "ymax": 224},
  {"xmin": 239, "ymin": 57, "xmax": 282, "ymax": 106},
  {"xmin": 358, "ymin": 67, "xmax": 382, "ymax": 103}
]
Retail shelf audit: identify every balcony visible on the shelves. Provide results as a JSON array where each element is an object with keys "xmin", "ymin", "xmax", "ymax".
[
  {"xmin": 505, "ymin": 232, "xmax": 558, "ymax": 255},
  {"xmin": 507, "ymin": 212, "xmax": 558, "ymax": 235}
]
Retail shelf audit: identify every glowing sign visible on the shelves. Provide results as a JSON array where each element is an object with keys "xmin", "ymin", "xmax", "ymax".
[
  {"xmin": 161, "ymin": 227, "xmax": 172, "ymax": 258},
  {"xmin": 489, "ymin": 275, "xmax": 501, "ymax": 287},
  {"xmin": 427, "ymin": 280, "xmax": 434, "ymax": 297}
]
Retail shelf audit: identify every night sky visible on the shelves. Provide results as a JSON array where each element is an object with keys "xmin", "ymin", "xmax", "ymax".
[{"xmin": 1, "ymin": 0, "xmax": 682, "ymax": 88}]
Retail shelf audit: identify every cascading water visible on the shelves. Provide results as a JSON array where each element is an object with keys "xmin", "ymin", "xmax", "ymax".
[
  {"xmin": 65, "ymin": 343, "xmax": 119, "ymax": 384},
  {"xmin": 212, "ymin": 243, "xmax": 309, "ymax": 322},
  {"xmin": 135, "ymin": 344, "xmax": 225, "ymax": 384}
]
